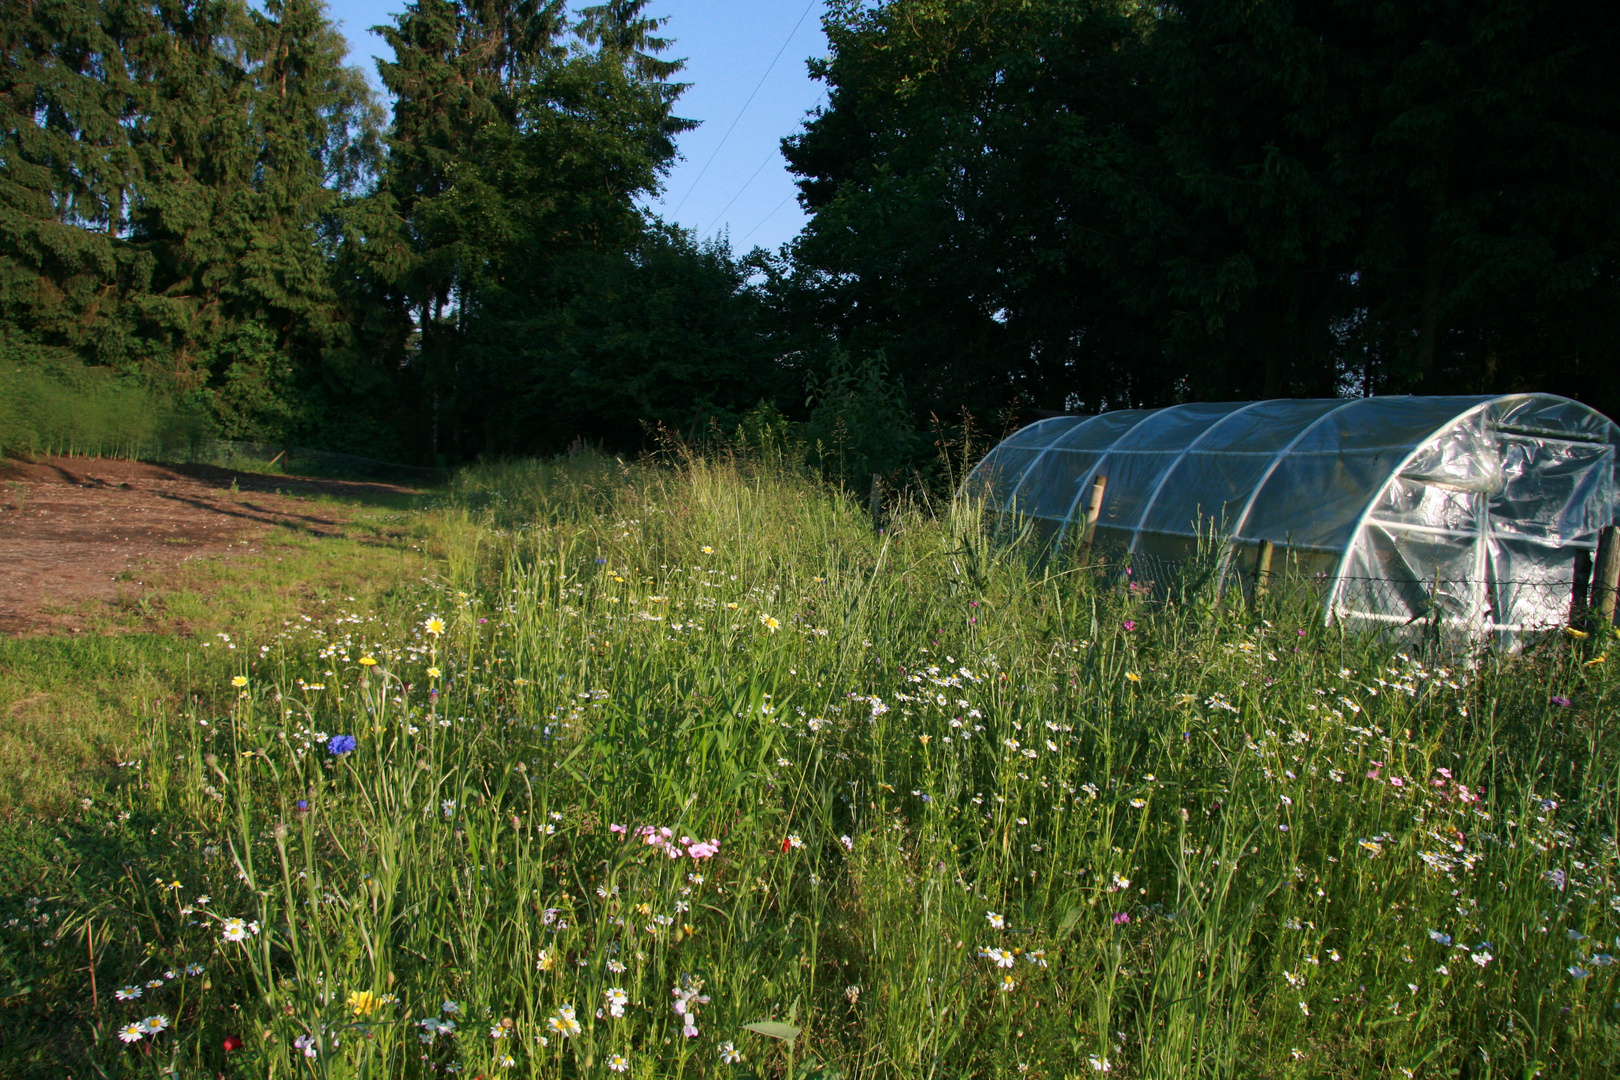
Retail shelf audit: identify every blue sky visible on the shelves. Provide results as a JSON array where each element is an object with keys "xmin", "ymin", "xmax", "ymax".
[{"xmin": 321, "ymin": 0, "xmax": 832, "ymax": 255}]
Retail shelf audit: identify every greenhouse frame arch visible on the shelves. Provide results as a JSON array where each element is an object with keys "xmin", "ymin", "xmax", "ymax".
[{"xmin": 963, "ymin": 394, "xmax": 1620, "ymax": 641}]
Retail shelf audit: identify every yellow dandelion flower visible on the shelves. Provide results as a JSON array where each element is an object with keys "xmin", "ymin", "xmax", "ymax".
[
  {"xmin": 359, "ymin": 656, "xmax": 378, "ymax": 667},
  {"xmin": 348, "ymin": 989, "xmax": 381, "ymax": 1017},
  {"xmin": 1565, "ymin": 626, "xmax": 1589, "ymax": 639},
  {"xmin": 1125, "ymin": 671, "xmax": 1142, "ymax": 683}
]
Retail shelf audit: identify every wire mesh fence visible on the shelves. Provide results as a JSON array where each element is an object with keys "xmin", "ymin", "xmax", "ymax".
[
  {"xmin": 5, "ymin": 437, "xmax": 447, "ymax": 486},
  {"xmin": 175, "ymin": 441, "xmax": 447, "ymax": 485}
]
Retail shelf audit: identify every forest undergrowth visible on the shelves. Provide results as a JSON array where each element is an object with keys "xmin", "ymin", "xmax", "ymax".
[{"xmin": 2, "ymin": 453, "xmax": 1616, "ymax": 1078}]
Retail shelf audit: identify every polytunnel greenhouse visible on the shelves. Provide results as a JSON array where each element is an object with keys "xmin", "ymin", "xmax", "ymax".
[{"xmin": 964, "ymin": 394, "xmax": 1620, "ymax": 642}]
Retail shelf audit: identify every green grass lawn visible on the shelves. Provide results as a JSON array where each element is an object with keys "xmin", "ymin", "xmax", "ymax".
[{"xmin": 1, "ymin": 454, "xmax": 1615, "ymax": 1078}]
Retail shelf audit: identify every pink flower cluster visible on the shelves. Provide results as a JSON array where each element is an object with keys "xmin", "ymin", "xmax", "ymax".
[
  {"xmin": 672, "ymin": 979, "xmax": 710, "ymax": 1038},
  {"xmin": 1429, "ymin": 768, "xmax": 1477, "ymax": 803},
  {"xmin": 631, "ymin": 825, "xmax": 720, "ymax": 860}
]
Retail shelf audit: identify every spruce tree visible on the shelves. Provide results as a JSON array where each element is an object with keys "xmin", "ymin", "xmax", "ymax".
[{"xmin": 0, "ymin": 0, "xmax": 144, "ymax": 362}]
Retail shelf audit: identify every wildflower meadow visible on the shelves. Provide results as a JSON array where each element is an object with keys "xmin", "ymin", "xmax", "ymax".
[{"xmin": 3, "ymin": 454, "xmax": 1618, "ymax": 1078}]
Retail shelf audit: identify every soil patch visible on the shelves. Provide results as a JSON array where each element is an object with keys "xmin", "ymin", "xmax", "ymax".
[{"xmin": 0, "ymin": 454, "xmax": 423, "ymax": 636}]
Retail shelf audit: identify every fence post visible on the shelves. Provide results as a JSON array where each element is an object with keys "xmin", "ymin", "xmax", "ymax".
[
  {"xmin": 1253, "ymin": 539, "xmax": 1275, "ymax": 604},
  {"xmin": 1080, "ymin": 475, "xmax": 1107, "ymax": 554},
  {"xmin": 1571, "ymin": 548, "xmax": 1593, "ymax": 620},
  {"xmin": 1595, "ymin": 526, "xmax": 1620, "ymax": 623}
]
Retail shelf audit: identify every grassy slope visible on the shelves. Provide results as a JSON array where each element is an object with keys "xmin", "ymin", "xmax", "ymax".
[{"xmin": 1, "ymin": 455, "xmax": 1616, "ymax": 1079}]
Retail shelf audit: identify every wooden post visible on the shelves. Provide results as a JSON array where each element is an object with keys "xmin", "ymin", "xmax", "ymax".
[
  {"xmin": 1571, "ymin": 548, "xmax": 1593, "ymax": 619},
  {"xmin": 1595, "ymin": 526, "xmax": 1620, "ymax": 623},
  {"xmin": 1253, "ymin": 539, "xmax": 1275, "ymax": 603},
  {"xmin": 1080, "ymin": 475, "xmax": 1107, "ymax": 553}
]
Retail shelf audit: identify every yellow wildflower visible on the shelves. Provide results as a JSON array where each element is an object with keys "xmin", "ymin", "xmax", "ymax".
[{"xmin": 348, "ymin": 990, "xmax": 381, "ymax": 1017}]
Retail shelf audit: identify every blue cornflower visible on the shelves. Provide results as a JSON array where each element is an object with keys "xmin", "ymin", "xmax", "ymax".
[{"xmin": 327, "ymin": 734, "xmax": 357, "ymax": 756}]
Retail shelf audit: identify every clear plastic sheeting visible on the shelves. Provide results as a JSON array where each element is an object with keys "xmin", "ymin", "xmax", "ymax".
[{"xmin": 963, "ymin": 394, "xmax": 1620, "ymax": 644}]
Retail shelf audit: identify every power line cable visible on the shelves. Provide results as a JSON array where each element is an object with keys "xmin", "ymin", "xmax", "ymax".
[
  {"xmin": 700, "ymin": 148, "xmax": 779, "ymax": 238},
  {"xmin": 669, "ymin": 0, "xmax": 819, "ymax": 217},
  {"xmin": 736, "ymin": 192, "xmax": 797, "ymax": 247}
]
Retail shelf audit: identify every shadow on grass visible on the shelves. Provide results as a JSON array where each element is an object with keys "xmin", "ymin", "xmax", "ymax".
[{"xmin": 0, "ymin": 805, "xmax": 261, "ymax": 1078}]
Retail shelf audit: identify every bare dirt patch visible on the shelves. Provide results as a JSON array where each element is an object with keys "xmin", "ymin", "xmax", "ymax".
[{"xmin": 0, "ymin": 454, "xmax": 423, "ymax": 636}]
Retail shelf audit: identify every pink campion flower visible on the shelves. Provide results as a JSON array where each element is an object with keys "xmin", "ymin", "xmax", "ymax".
[
  {"xmin": 1435, "ymin": 767, "xmax": 1453, "ymax": 779},
  {"xmin": 1390, "ymin": 777, "xmax": 1404, "ymax": 788},
  {"xmin": 1455, "ymin": 784, "xmax": 1476, "ymax": 803},
  {"xmin": 609, "ymin": 823, "xmax": 627, "ymax": 835},
  {"xmin": 1112, "ymin": 912, "xmax": 1130, "ymax": 925},
  {"xmin": 1550, "ymin": 695, "xmax": 1572, "ymax": 707},
  {"xmin": 686, "ymin": 839, "xmax": 720, "ymax": 860},
  {"xmin": 672, "ymin": 980, "xmax": 709, "ymax": 1038},
  {"xmin": 1122, "ymin": 620, "xmax": 1137, "ymax": 632}
]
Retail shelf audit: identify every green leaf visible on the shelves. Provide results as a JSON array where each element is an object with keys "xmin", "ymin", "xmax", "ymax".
[{"xmin": 741, "ymin": 1020, "xmax": 801, "ymax": 1041}]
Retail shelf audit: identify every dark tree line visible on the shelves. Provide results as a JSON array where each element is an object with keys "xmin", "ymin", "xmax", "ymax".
[
  {"xmin": 1, "ymin": 0, "xmax": 772, "ymax": 458},
  {"xmin": 778, "ymin": 0, "xmax": 1620, "ymax": 422},
  {"xmin": 3, "ymin": 0, "xmax": 1617, "ymax": 465}
]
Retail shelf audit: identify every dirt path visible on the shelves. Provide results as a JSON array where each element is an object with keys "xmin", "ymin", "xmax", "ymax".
[{"xmin": 0, "ymin": 455, "xmax": 422, "ymax": 636}]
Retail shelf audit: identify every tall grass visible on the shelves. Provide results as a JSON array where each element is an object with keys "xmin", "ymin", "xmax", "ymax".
[
  {"xmin": 3, "ymin": 454, "xmax": 1616, "ymax": 1078},
  {"xmin": 0, "ymin": 355, "xmax": 213, "ymax": 459}
]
